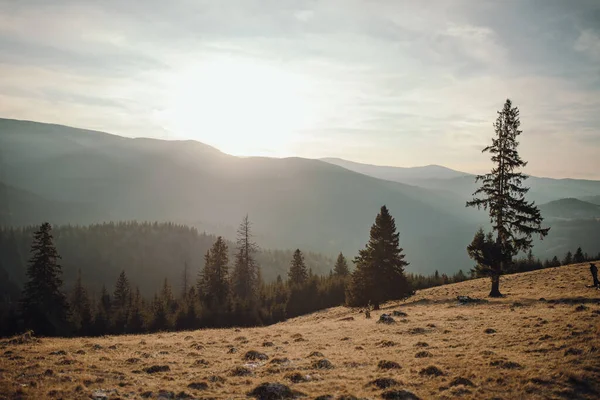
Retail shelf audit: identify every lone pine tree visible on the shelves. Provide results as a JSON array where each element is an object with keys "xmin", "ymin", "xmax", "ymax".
[
  {"xmin": 21, "ymin": 222, "xmax": 70, "ymax": 336},
  {"xmin": 346, "ymin": 205, "xmax": 411, "ymax": 309},
  {"xmin": 467, "ymin": 99, "xmax": 549, "ymax": 297}
]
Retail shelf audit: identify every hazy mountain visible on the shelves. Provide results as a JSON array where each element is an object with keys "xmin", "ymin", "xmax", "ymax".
[
  {"xmin": 0, "ymin": 118, "xmax": 482, "ymax": 275},
  {"xmin": 2, "ymin": 118, "xmax": 599, "ymax": 275},
  {"xmin": 580, "ymin": 195, "xmax": 600, "ymax": 206},
  {"xmin": 323, "ymin": 158, "xmax": 600, "ymax": 205},
  {"xmin": 539, "ymin": 198, "xmax": 600, "ymax": 220},
  {"xmin": 321, "ymin": 157, "xmax": 470, "ymax": 182}
]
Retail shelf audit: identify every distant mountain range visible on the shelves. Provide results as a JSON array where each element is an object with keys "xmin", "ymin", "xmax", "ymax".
[{"xmin": 1, "ymin": 118, "xmax": 599, "ymax": 278}]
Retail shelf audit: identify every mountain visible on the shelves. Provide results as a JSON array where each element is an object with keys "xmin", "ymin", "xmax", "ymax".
[
  {"xmin": 0, "ymin": 118, "xmax": 481, "ymax": 275},
  {"xmin": 580, "ymin": 195, "xmax": 600, "ymax": 206},
  {"xmin": 539, "ymin": 198, "xmax": 600, "ymax": 220},
  {"xmin": 2, "ymin": 118, "xmax": 599, "ymax": 275},
  {"xmin": 322, "ymin": 158, "xmax": 600, "ymax": 205},
  {"xmin": 321, "ymin": 157, "xmax": 470, "ymax": 182}
]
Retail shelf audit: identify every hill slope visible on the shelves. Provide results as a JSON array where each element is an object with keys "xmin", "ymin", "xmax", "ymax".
[
  {"xmin": 1, "ymin": 263, "xmax": 599, "ymax": 399},
  {"xmin": 321, "ymin": 158, "xmax": 470, "ymax": 181},
  {"xmin": 539, "ymin": 198, "xmax": 600, "ymax": 220}
]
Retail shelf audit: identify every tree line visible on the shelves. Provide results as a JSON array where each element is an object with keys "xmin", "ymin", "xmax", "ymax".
[{"xmin": 1, "ymin": 207, "xmax": 416, "ymax": 337}]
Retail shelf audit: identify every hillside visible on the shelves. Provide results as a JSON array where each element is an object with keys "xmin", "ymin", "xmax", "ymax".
[
  {"xmin": 1, "ymin": 263, "xmax": 598, "ymax": 399},
  {"xmin": 539, "ymin": 198, "xmax": 600, "ymax": 220}
]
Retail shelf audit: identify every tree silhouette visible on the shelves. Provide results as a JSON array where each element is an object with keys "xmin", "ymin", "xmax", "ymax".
[
  {"xmin": 232, "ymin": 215, "xmax": 260, "ymax": 302},
  {"xmin": 288, "ymin": 249, "xmax": 308, "ymax": 286},
  {"xmin": 70, "ymin": 269, "xmax": 92, "ymax": 336},
  {"xmin": 203, "ymin": 237, "xmax": 230, "ymax": 308},
  {"xmin": 21, "ymin": 222, "xmax": 70, "ymax": 336},
  {"xmin": 467, "ymin": 99, "xmax": 549, "ymax": 297},
  {"xmin": 573, "ymin": 247, "xmax": 585, "ymax": 263},
  {"xmin": 346, "ymin": 206, "xmax": 411, "ymax": 309},
  {"xmin": 563, "ymin": 251, "xmax": 573, "ymax": 265},
  {"xmin": 333, "ymin": 252, "xmax": 350, "ymax": 276}
]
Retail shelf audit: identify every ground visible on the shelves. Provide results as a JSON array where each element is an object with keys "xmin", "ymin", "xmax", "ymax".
[{"xmin": 1, "ymin": 263, "xmax": 599, "ymax": 400}]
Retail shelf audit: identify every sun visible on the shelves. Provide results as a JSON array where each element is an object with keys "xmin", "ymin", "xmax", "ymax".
[{"xmin": 162, "ymin": 56, "xmax": 317, "ymax": 156}]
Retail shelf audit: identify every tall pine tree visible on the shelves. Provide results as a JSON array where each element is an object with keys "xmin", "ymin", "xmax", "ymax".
[
  {"xmin": 333, "ymin": 252, "xmax": 350, "ymax": 277},
  {"xmin": 288, "ymin": 249, "xmax": 308, "ymax": 286},
  {"xmin": 346, "ymin": 206, "xmax": 411, "ymax": 309},
  {"xmin": 467, "ymin": 99, "xmax": 549, "ymax": 297},
  {"xmin": 232, "ymin": 215, "xmax": 260, "ymax": 302},
  {"xmin": 21, "ymin": 222, "xmax": 70, "ymax": 336}
]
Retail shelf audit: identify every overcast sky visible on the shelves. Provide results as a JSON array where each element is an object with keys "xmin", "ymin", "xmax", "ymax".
[{"xmin": 1, "ymin": 0, "xmax": 599, "ymax": 178}]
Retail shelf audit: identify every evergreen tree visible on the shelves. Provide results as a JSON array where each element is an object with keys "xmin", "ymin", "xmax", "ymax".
[
  {"xmin": 288, "ymin": 249, "xmax": 308, "ymax": 286},
  {"xmin": 232, "ymin": 215, "xmax": 260, "ymax": 302},
  {"xmin": 113, "ymin": 271, "xmax": 131, "ymax": 333},
  {"xmin": 113, "ymin": 270, "xmax": 131, "ymax": 310},
  {"xmin": 128, "ymin": 287, "xmax": 145, "ymax": 333},
  {"xmin": 563, "ymin": 251, "xmax": 573, "ymax": 265},
  {"xmin": 346, "ymin": 205, "xmax": 411, "ymax": 309},
  {"xmin": 467, "ymin": 229, "xmax": 502, "ymax": 278},
  {"xmin": 551, "ymin": 256, "xmax": 560, "ymax": 267},
  {"xmin": 100, "ymin": 285, "xmax": 111, "ymax": 312},
  {"xmin": 181, "ymin": 261, "xmax": 190, "ymax": 300},
  {"xmin": 203, "ymin": 237, "xmax": 230, "ymax": 308},
  {"xmin": 70, "ymin": 269, "xmax": 92, "ymax": 335},
  {"xmin": 573, "ymin": 247, "xmax": 585, "ymax": 263},
  {"xmin": 333, "ymin": 252, "xmax": 350, "ymax": 276},
  {"xmin": 466, "ymin": 99, "xmax": 549, "ymax": 297},
  {"xmin": 21, "ymin": 222, "xmax": 70, "ymax": 336}
]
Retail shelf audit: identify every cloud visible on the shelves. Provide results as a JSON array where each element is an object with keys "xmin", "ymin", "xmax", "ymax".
[{"xmin": 0, "ymin": 0, "xmax": 598, "ymax": 178}]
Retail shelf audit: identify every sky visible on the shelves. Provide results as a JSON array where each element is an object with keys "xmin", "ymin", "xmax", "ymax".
[{"xmin": 0, "ymin": 0, "xmax": 599, "ymax": 178}]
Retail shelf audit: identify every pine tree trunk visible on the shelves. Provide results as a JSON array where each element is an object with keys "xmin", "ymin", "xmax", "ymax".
[{"xmin": 489, "ymin": 263, "xmax": 502, "ymax": 297}]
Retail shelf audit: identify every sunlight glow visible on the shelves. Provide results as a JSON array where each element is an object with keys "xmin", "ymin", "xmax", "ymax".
[{"xmin": 161, "ymin": 56, "xmax": 318, "ymax": 156}]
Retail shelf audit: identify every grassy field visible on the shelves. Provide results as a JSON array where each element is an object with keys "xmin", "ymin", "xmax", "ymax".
[{"xmin": 1, "ymin": 263, "xmax": 599, "ymax": 399}]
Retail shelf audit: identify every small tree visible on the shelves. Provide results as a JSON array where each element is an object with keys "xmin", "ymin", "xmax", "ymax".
[
  {"xmin": 573, "ymin": 247, "xmax": 585, "ymax": 264},
  {"xmin": 563, "ymin": 251, "xmax": 573, "ymax": 265},
  {"xmin": 21, "ymin": 222, "xmax": 70, "ymax": 336},
  {"xmin": 346, "ymin": 205, "xmax": 411, "ymax": 309},
  {"xmin": 70, "ymin": 269, "xmax": 92, "ymax": 336},
  {"xmin": 288, "ymin": 249, "xmax": 308, "ymax": 286},
  {"xmin": 113, "ymin": 271, "xmax": 131, "ymax": 333},
  {"xmin": 467, "ymin": 228, "xmax": 502, "ymax": 278},
  {"xmin": 466, "ymin": 99, "xmax": 549, "ymax": 297},
  {"xmin": 333, "ymin": 252, "xmax": 350, "ymax": 277}
]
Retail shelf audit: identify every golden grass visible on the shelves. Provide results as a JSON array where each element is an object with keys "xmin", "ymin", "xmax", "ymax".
[{"xmin": 1, "ymin": 263, "xmax": 599, "ymax": 399}]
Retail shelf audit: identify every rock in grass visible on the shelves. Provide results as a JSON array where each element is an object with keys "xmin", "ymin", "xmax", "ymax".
[
  {"xmin": 366, "ymin": 377, "xmax": 400, "ymax": 389},
  {"xmin": 381, "ymin": 389, "xmax": 421, "ymax": 400},
  {"xmin": 377, "ymin": 360, "xmax": 401, "ymax": 370},
  {"xmin": 187, "ymin": 382, "xmax": 208, "ymax": 390},
  {"xmin": 244, "ymin": 350, "xmax": 269, "ymax": 361},
  {"xmin": 419, "ymin": 366, "xmax": 444, "ymax": 376},
  {"xmin": 143, "ymin": 365, "xmax": 170, "ymax": 374},
  {"xmin": 247, "ymin": 382, "xmax": 305, "ymax": 400}
]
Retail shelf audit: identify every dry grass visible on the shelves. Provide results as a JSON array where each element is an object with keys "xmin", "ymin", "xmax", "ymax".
[{"xmin": 1, "ymin": 263, "xmax": 599, "ymax": 399}]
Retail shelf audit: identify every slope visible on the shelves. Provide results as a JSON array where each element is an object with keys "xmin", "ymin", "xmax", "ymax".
[
  {"xmin": 1, "ymin": 263, "xmax": 598, "ymax": 399},
  {"xmin": 321, "ymin": 157, "xmax": 470, "ymax": 181},
  {"xmin": 539, "ymin": 198, "xmax": 600, "ymax": 220}
]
